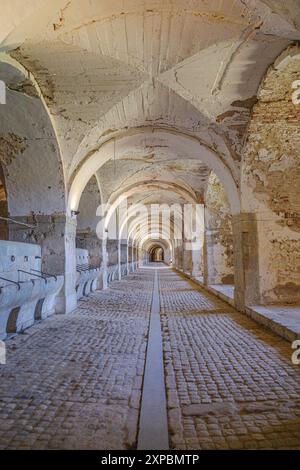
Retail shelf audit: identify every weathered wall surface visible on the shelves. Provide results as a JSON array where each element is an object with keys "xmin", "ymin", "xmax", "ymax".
[
  {"xmin": 77, "ymin": 176, "xmax": 101, "ymax": 233},
  {"xmin": 204, "ymin": 173, "xmax": 234, "ymax": 285},
  {"xmin": 107, "ymin": 240, "xmax": 119, "ymax": 267},
  {"xmin": 8, "ymin": 214, "xmax": 74, "ymax": 276},
  {"xmin": 0, "ymin": 164, "xmax": 8, "ymax": 240},
  {"xmin": 0, "ymin": 66, "xmax": 65, "ymax": 217},
  {"xmin": 241, "ymin": 45, "xmax": 300, "ymax": 304},
  {"xmin": 76, "ymin": 175, "xmax": 102, "ymax": 267}
]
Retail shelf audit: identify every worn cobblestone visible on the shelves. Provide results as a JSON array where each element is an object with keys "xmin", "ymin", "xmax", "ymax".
[
  {"xmin": 1, "ymin": 266, "xmax": 300, "ymax": 450},
  {"xmin": 0, "ymin": 270, "xmax": 153, "ymax": 450},
  {"xmin": 160, "ymin": 269, "xmax": 300, "ymax": 450}
]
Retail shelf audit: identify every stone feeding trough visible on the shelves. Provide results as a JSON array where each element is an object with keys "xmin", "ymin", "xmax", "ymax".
[
  {"xmin": 0, "ymin": 240, "xmax": 63, "ymax": 340},
  {"xmin": 75, "ymin": 248, "xmax": 101, "ymax": 299}
]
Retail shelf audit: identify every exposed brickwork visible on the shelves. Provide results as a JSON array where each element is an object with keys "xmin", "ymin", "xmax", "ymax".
[
  {"xmin": 160, "ymin": 269, "xmax": 300, "ymax": 450},
  {"xmin": 240, "ymin": 45, "xmax": 300, "ymax": 303}
]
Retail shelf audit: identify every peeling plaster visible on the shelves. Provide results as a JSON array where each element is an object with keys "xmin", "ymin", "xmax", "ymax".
[{"xmin": 0, "ymin": 133, "xmax": 27, "ymax": 166}]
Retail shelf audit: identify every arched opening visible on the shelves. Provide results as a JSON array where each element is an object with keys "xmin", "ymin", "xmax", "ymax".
[
  {"xmin": 68, "ymin": 129, "xmax": 240, "ymax": 216},
  {"xmin": 0, "ymin": 58, "xmax": 74, "ymax": 316},
  {"xmin": 149, "ymin": 246, "xmax": 164, "ymax": 262}
]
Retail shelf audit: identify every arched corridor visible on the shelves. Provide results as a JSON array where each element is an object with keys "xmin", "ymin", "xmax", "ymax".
[
  {"xmin": 149, "ymin": 246, "xmax": 164, "ymax": 262},
  {"xmin": 0, "ymin": 0, "xmax": 300, "ymax": 453}
]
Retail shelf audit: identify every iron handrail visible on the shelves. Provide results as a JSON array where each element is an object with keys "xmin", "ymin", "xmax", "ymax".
[
  {"xmin": 18, "ymin": 269, "xmax": 47, "ymax": 283},
  {"xmin": 0, "ymin": 276, "xmax": 21, "ymax": 290},
  {"xmin": 76, "ymin": 265, "xmax": 99, "ymax": 273},
  {"xmin": 0, "ymin": 216, "xmax": 37, "ymax": 229},
  {"xmin": 30, "ymin": 269, "xmax": 57, "ymax": 281}
]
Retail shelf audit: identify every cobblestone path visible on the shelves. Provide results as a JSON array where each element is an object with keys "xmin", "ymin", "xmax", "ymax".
[
  {"xmin": 160, "ymin": 269, "xmax": 300, "ymax": 450},
  {"xmin": 0, "ymin": 269, "xmax": 153, "ymax": 449},
  {"xmin": 0, "ymin": 266, "xmax": 300, "ymax": 450}
]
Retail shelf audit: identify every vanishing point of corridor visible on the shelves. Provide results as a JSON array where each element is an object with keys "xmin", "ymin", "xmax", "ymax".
[{"xmin": 0, "ymin": 266, "xmax": 299, "ymax": 451}]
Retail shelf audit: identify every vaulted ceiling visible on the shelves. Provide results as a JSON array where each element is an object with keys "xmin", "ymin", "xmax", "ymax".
[{"xmin": 0, "ymin": 0, "xmax": 299, "ymax": 220}]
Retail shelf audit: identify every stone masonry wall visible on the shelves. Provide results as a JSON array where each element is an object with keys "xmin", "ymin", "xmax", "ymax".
[{"xmin": 241, "ymin": 45, "xmax": 300, "ymax": 304}]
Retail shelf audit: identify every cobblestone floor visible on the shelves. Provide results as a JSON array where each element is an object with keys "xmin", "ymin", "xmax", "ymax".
[
  {"xmin": 160, "ymin": 269, "xmax": 300, "ymax": 450},
  {"xmin": 0, "ymin": 269, "xmax": 153, "ymax": 450},
  {"xmin": 1, "ymin": 266, "xmax": 300, "ymax": 450}
]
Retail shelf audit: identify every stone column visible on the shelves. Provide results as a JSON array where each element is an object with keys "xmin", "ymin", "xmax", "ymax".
[
  {"xmin": 131, "ymin": 244, "xmax": 135, "ymax": 271},
  {"xmin": 118, "ymin": 240, "xmax": 127, "ymax": 279},
  {"xmin": 191, "ymin": 242, "xmax": 202, "ymax": 278},
  {"xmin": 118, "ymin": 240, "xmax": 121, "ymax": 280},
  {"xmin": 126, "ymin": 242, "xmax": 130, "ymax": 273},
  {"xmin": 232, "ymin": 213, "xmax": 260, "ymax": 310},
  {"xmin": 182, "ymin": 240, "xmax": 193, "ymax": 275},
  {"xmin": 107, "ymin": 239, "xmax": 118, "ymax": 267},
  {"xmin": 203, "ymin": 208, "xmax": 234, "ymax": 287},
  {"xmin": 174, "ymin": 239, "xmax": 183, "ymax": 270},
  {"xmin": 233, "ymin": 212, "xmax": 300, "ymax": 309},
  {"xmin": 102, "ymin": 237, "xmax": 108, "ymax": 289},
  {"xmin": 138, "ymin": 247, "xmax": 144, "ymax": 267}
]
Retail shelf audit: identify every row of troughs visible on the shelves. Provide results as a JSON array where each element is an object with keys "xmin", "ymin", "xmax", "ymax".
[{"xmin": 0, "ymin": 241, "xmax": 138, "ymax": 340}]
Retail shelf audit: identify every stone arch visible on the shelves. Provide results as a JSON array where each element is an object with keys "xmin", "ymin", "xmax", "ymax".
[
  {"xmin": 68, "ymin": 128, "xmax": 241, "ymax": 215},
  {"xmin": 125, "ymin": 207, "xmax": 183, "ymax": 244},
  {"xmin": 104, "ymin": 180, "xmax": 198, "ymax": 235},
  {"xmin": 0, "ymin": 57, "xmax": 76, "ymax": 313},
  {"xmin": 0, "ymin": 58, "xmax": 66, "ymax": 218},
  {"xmin": 149, "ymin": 245, "xmax": 164, "ymax": 262}
]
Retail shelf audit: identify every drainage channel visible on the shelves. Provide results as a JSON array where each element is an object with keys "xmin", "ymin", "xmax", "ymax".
[{"xmin": 137, "ymin": 269, "xmax": 169, "ymax": 450}]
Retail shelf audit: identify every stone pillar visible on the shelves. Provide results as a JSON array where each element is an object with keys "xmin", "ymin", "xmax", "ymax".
[
  {"xmin": 182, "ymin": 240, "xmax": 193, "ymax": 275},
  {"xmin": 138, "ymin": 247, "xmax": 144, "ymax": 267},
  {"xmin": 118, "ymin": 241, "xmax": 121, "ymax": 280},
  {"xmin": 232, "ymin": 213, "xmax": 261, "ymax": 310},
  {"xmin": 118, "ymin": 240, "xmax": 127, "ymax": 279},
  {"xmin": 135, "ymin": 246, "xmax": 138, "ymax": 269},
  {"xmin": 203, "ymin": 208, "xmax": 234, "ymax": 286},
  {"xmin": 128, "ymin": 242, "xmax": 132, "ymax": 262},
  {"xmin": 102, "ymin": 237, "xmax": 108, "ymax": 289},
  {"xmin": 127, "ymin": 242, "xmax": 130, "ymax": 273},
  {"xmin": 131, "ymin": 244, "xmax": 135, "ymax": 271},
  {"xmin": 9, "ymin": 213, "xmax": 77, "ymax": 313},
  {"xmin": 174, "ymin": 239, "xmax": 183, "ymax": 270},
  {"xmin": 107, "ymin": 239, "xmax": 118, "ymax": 267},
  {"xmin": 233, "ymin": 212, "xmax": 300, "ymax": 309},
  {"xmin": 191, "ymin": 242, "xmax": 202, "ymax": 278}
]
